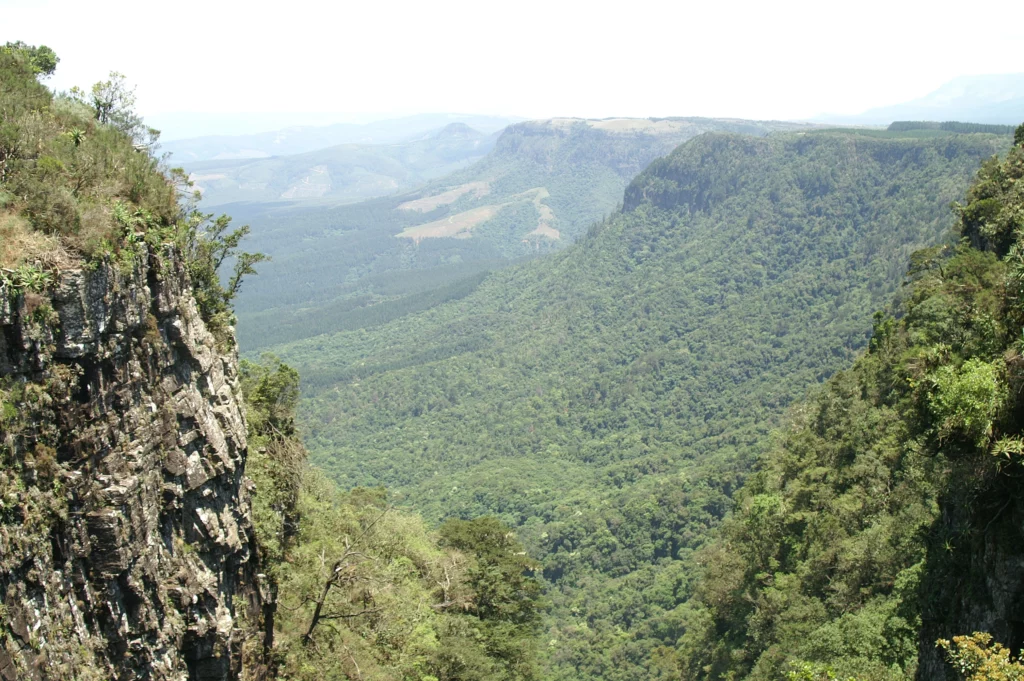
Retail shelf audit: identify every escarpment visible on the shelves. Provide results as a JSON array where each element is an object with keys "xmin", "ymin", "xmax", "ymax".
[{"xmin": 0, "ymin": 246, "xmax": 263, "ymax": 681}]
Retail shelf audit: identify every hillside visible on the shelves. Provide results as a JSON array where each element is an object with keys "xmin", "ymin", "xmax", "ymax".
[
  {"xmin": 232, "ymin": 116, "xmax": 811, "ymax": 350},
  {"xmin": 182, "ymin": 122, "xmax": 500, "ymax": 207},
  {"xmin": 268, "ymin": 128, "xmax": 1010, "ymax": 680},
  {"xmin": 0, "ymin": 43, "xmax": 542, "ymax": 681},
  {"xmin": 677, "ymin": 126, "xmax": 1024, "ymax": 681}
]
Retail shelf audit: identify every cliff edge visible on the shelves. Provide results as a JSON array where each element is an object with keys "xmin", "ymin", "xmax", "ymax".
[{"xmin": 0, "ymin": 245, "xmax": 260, "ymax": 680}]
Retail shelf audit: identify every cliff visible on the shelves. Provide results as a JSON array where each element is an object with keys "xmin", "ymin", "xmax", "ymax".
[
  {"xmin": 916, "ymin": 481, "xmax": 1024, "ymax": 679},
  {"xmin": 0, "ymin": 245, "xmax": 262, "ymax": 680}
]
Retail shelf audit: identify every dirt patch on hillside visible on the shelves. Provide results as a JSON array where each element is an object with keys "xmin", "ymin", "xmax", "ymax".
[
  {"xmin": 518, "ymin": 188, "xmax": 560, "ymax": 241},
  {"xmin": 281, "ymin": 165, "xmax": 331, "ymax": 199},
  {"xmin": 397, "ymin": 205, "xmax": 502, "ymax": 243},
  {"xmin": 398, "ymin": 181, "xmax": 490, "ymax": 212}
]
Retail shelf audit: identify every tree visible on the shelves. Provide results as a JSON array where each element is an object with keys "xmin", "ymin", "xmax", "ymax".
[
  {"xmin": 70, "ymin": 72, "xmax": 158, "ymax": 145},
  {"xmin": 439, "ymin": 517, "xmax": 542, "ymax": 625},
  {"xmin": 439, "ymin": 517, "xmax": 542, "ymax": 680},
  {"xmin": 938, "ymin": 633, "xmax": 1024, "ymax": 681},
  {"xmin": 2, "ymin": 41, "xmax": 58, "ymax": 77},
  {"xmin": 178, "ymin": 209, "xmax": 268, "ymax": 344},
  {"xmin": 89, "ymin": 71, "xmax": 136, "ymax": 128}
]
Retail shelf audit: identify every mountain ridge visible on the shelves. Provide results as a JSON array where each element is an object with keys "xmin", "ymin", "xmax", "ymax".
[
  {"xmin": 161, "ymin": 112, "xmax": 523, "ymax": 161},
  {"xmin": 818, "ymin": 72, "xmax": 1024, "ymax": 125},
  {"xmin": 231, "ymin": 116, "xmax": 814, "ymax": 350}
]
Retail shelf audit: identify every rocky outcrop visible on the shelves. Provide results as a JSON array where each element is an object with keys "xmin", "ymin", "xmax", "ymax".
[
  {"xmin": 916, "ymin": 487, "xmax": 1024, "ymax": 680},
  {"xmin": 0, "ymin": 246, "xmax": 261, "ymax": 680}
]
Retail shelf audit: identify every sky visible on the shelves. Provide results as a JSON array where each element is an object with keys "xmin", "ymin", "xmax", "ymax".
[{"xmin": 4, "ymin": 0, "xmax": 1024, "ymax": 139}]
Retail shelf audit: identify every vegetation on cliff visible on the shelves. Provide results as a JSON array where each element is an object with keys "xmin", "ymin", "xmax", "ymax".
[
  {"xmin": 1, "ymin": 44, "xmax": 543, "ymax": 680},
  {"xmin": 241, "ymin": 355, "xmax": 543, "ymax": 681},
  {"xmin": 676, "ymin": 124, "xmax": 1024, "ymax": 680},
  {"xmin": 0, "ymin": 42, "xmax": 265, "ymax": 345}
]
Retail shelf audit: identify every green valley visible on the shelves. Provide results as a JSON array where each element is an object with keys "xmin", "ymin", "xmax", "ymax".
[
  {"xmin": 264, "ymin": 128, "xmax": 1011, "ymax": 680},
  {"xmin": 6, "ymin": 25, "xmax": 1024, "ymax": 681}
]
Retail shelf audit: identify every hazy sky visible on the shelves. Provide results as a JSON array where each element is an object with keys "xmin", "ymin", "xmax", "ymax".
[{"xmin": 5, "ymin": 0, "xmax": 1023, "ymax": 135}]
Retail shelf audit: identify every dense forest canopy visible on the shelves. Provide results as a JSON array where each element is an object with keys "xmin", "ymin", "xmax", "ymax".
[
  {"xmin": 678, "ymin": 123, "xmax": 1024, "ymax": 681},
  {"xmin": 887, "ymin": 121, "xmax": 1018, "ymax": 135},
  {"xmin": 266, "ymin": 128, "xmax": 1011, "ymax": 680},
  {"xmin": 242, "ymin": 356, "xmax": 545, "ymax": 681}
]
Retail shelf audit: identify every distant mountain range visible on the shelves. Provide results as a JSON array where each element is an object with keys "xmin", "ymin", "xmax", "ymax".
[
  {"xmin": 183, "ymin": 122, "xmax": 500, "ymax": 207},
  {"xmin": 230, "ymin": 116, "xmax": 813, "ymax": 350},
  {"xmin": 161, "ymin": 112, "xmax": 523, "ymax": 163},
  {"xmin": 818, "ymin": 73, "xmax": 1024, "ymax": 125}
]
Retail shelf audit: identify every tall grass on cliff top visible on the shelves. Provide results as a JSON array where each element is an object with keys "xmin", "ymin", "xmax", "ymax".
[{"xmin": 0, "ymin": 42, "xmax": 266, "ymax": 344}]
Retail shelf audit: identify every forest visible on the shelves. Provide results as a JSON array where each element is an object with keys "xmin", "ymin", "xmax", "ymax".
[
  {"xmin": 4, "ymin": 37, "xmax": 1024, "ymax": 681},
  {"xmin": 265, "ymin": 127, "xmax": 1014, "ymax": 679}
]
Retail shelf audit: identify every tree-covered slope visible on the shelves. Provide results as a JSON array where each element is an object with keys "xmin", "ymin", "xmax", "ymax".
[
  {"xmin": 232, "ymin": 117, "xmax": 810, "ymax": 350},
  {"xmin": 269, "ymin": 129, "xmax": 1009, "ymax": 680},
  {"xmin": 241, "ymin": 358, "xmax": 544, "ymax": 681},
  {"xmin": 676, "ymin": 126, "xmax": 1024, "ymax": 681}
]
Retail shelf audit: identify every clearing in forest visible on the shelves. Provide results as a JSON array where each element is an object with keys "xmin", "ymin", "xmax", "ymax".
[
  {"xmin": 281, "ymin": 165, "xmax": 332, "ymax": 199},
  {"xmin": 397, "ymin": 187, "xmax": 558, "ymax": 243},
  {"xmin": 397, "ymin": 181, "xmax": 490, "ymax": 212},
  {"xmin": 520, "ymin": 188, "xmax": 559, "ymax": 240},
  {"xmin": 397, "ymin": 205, "xmax": 502, "ymax": 243}
]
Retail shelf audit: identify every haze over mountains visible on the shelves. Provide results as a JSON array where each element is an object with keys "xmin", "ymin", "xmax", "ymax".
[
  {"xmin": 183, "ymin": 122, "xmax": 501, "ymax": 207},
  {"xmin": 217, "ymin": 71, "xmax": 1024, "ymax": 354},
  {"xmin": 817, "ymin": 72, "xmax": 1024, "ymax": 125},
  {"xmin": 163, "ymin": 112, "xmax": 522, "ymax": 162}
]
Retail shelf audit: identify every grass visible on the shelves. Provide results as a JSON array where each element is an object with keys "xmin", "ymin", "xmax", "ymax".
[
  {"xmin": 1, "ymin": 50, "xmax": 179, "ymax": 272},
  {"xmin": 397, "ymin": 205, "xmax": 502, "ymax": 242},
  {"xmin": 0, "ymin": 211, "xmax": 69, "ymax": 269}
]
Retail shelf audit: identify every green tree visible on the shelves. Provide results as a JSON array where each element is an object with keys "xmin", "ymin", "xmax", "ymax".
[
  {"xmin": 440, "ymin": 517, "xmax": 542, "ymax": 680},
  {"xmin": 928, "ymin": 358, "xmax": 1005, "ymax": 446},
  {"xmin": 69, "ymin": 71, "xmax": 158, "ymax": 145},
  {"xmin": 178, "ymin": 209, "xmax": 269, "ymax": 345},
  {"xmin": 938, "ymin": 633, "xmax": 1024, "ymax": 681},
  {"xmin": 1, "ymin": 41, "xmax": 58, "ymax": 76}
]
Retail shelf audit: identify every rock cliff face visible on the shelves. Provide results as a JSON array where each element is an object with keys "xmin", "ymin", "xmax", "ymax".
[
  {"xmin": 916, "ymin": 491, "xmax": 1024, "ymax": 680},
  {"xmin": 0, "ymin": 246, "xmax": 261, "ymax": 680}
]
